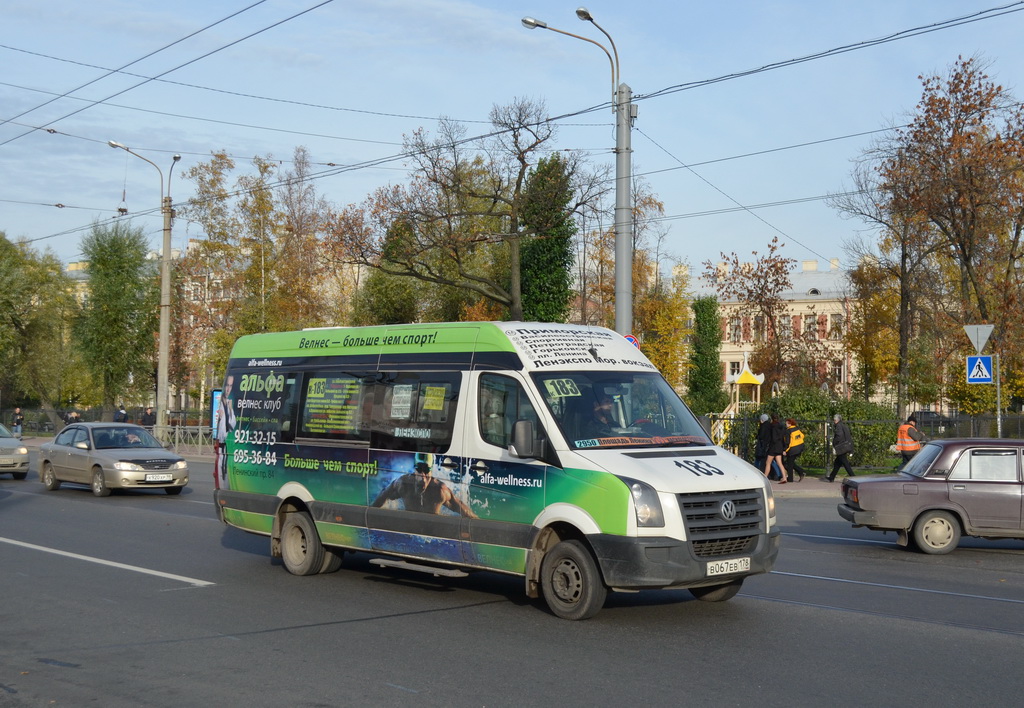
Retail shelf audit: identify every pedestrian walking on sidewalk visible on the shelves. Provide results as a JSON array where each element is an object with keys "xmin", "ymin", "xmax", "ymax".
[
  {"xmin": 824, "ymin": 413, "xmax": 855, "ymax": 482},
  {"xmin": 784, "ymin": 418, "xmax": 807, "ymax": 482}
]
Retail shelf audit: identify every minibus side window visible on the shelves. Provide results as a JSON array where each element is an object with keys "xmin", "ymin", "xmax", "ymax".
[
  {"xmin": 479, "ymin": 374, "xmax": 539, "ymax": 449},
  {"xmin": 371, "ymin": 372, "xmax": 460, "ymax": 453},
  {"xmin": 297, "ymin": 372, "xmax": 372, "ymax": 444},
  {"xmin": 279, "ymin": 374, "xmax": 301, "ymax": 443}
]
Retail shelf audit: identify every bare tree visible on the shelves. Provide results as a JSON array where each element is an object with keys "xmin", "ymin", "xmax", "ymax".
[{"xmin": 332, "ymin": 98, "xmax": 563, "ymax": 320}]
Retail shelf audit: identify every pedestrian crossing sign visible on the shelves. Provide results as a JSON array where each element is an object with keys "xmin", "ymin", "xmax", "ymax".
[{"xmin": 966, "ymin": 355, "xmax": 993, "ymax": 384}]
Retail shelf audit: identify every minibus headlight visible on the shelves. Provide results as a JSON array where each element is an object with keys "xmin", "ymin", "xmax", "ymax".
[
  {"xmin": 620, "ymin": 477, "xmax": 665, "ymax": 528},
  {"xmin": 765, "ymin": 481, "xmax": 776, "ymax": 520}
]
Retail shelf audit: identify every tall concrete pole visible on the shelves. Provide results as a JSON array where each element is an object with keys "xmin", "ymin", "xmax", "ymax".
[
  {"xmin": 157, "ymin": 194, "xmax": 173, "ymax": 430},
  {"xmin": 107, "ymin": 142, "xmax": 179, "ymax": 432},
  {"xmin": 614, "ymin": 82, "xmax": 633, "ymax": 335},
  {"xmin": 521, "ymin": 9, "xmax": 635, "ymax": 334}
]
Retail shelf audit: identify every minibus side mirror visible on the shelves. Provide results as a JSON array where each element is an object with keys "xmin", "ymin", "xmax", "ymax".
[
  {"xmin": 510, "ymin": 420, "xmax": 540, "ymax": 459},
  {"xmin": 698, "ymin": 415, "xmax": 713, "ymax": 437}
]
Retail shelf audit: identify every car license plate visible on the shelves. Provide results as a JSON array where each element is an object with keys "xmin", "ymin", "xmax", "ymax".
[
  {"xmin": 706, "ymin": 557, "xmax": 750, "ymax": 577},
  {"xmin": 145, "ymin": 473, "xmax": 173, "ymax": 482},
  {"xmin": 0, "ymin": 457, "xmax": 12, "ymax": 465}
]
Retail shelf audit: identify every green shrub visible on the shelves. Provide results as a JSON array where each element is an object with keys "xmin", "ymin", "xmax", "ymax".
[{"xmin": 721, "ymin": 389, "xmax": 898, "ymax": 469}]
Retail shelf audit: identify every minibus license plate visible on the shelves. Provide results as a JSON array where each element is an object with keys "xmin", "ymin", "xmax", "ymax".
[
  {"xmin": 146, "ymin": 473, "xmax": 173, "ymax": 482},
  {"xmin": 707, "ymin": 557, "xmax": 750, "ymax": 576}
]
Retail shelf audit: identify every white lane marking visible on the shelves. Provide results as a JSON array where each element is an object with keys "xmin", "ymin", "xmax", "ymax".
[
  {"xmin": 0, "ymin": 536, "xmax": 215, "ymax": 587},
  {"xmin": 770, "ymin": 570, "xmax": 1024, "ymax": 604},
  {"xmin": 785, "ymin": 531, "xmax": 892, "ymax": 545}
]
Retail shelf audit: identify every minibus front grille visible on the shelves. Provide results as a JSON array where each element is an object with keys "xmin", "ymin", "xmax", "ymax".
[
  {"xmin": 692, "ymin": 535, "xmax": 758, "ymax": 557},
  {"xmin": 677, "ymin": 488, "xmax": 764, "ymax": 559}
]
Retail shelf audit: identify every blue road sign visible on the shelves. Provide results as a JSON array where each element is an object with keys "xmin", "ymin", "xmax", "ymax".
[{"xmin": 966, "ymin": 355, "xmax": 993, "ymax": 384}]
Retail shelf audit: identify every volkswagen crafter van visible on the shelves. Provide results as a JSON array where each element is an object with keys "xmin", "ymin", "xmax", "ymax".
[{"xmin": 214, "ymin": 322, "xmax": 779, "ymax": 619}]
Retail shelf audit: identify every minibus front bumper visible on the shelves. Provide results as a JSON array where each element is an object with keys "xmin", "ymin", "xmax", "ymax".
[{"xmin": 588, "ymin": 526, "xmax": 781, "ymax": 590}]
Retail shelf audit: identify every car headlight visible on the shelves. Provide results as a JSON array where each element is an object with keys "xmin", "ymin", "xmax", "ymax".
[
  {"xmin": 16, "ymin": 447, "xmax": 28, "ymax": 455},
  {"xmin": 620, "ymin": 476, "xmax": 665, "ymax": 527},
  {"xmin": 172, "ymin": 460, "xmax": 187, "ymax": 470},
  {"xmin": 113, "ymin": 461, "xmax": 144, "ymax": 471}
]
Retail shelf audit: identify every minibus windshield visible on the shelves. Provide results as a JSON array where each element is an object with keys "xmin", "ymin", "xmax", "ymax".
[{"xmin": 532, "ymin": 371, "xmax": 711, "ymax": 450}]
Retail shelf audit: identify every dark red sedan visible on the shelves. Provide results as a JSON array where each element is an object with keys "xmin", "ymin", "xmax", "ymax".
[{"xmin": 837, "ymin": 438, "xmax": 1024, "ymax": 554}]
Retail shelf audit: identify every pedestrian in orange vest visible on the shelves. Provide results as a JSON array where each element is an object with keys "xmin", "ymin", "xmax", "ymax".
[{"xmin": 896, "ymin": 414, "xmax": 926, "ymax": 469}]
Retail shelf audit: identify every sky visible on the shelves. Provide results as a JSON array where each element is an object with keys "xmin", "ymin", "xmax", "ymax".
[{"xmin": 4, "ymin": 0, "xmax": 1024, "ymax": 280}]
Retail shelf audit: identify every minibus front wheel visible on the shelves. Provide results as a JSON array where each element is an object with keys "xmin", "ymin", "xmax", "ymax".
[{"xmin": 540, "ymin": 540, "xmax": 608, "ymax": 620}]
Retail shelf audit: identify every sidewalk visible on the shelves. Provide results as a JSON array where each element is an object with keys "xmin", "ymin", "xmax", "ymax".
[{"xmin": 769, "ymin": 476, "xmax": 845, "ymax": 498}]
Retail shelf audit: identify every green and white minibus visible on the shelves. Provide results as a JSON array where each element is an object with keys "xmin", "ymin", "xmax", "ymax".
[{"xmin": 214, "ymin": 322, "xmax": 779, "ymax": 619}]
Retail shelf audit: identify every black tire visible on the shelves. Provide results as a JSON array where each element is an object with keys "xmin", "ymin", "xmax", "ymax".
[
  {"xmin": 91, "ymin": 467, "xmax": 111, "ymax": 497},
  {"xmin": 41, "ymin": 462, "xmax": 61, "ymax": 491},
  {"xmin": 690, "ymin": 578, "xmax": 744, "ymax": 602},
  {"xmin": 320, "ymin": 549, "xmax": 344, "ymax": 574},
  {"xmin": 912, "ymin": 510, "xmax": 960, "ymax": 554},
  {"xmin": 164, "ymin": 486, "xmax": 183, "ymax": 496},
  {"xmin": 280, "ymin": 512, "xmax": 326, "ymax": 576},
  {"xmin": 540, "ymin": 540, "xmax": 607, "ymax": 620},
  {"xmin": 12, "ymin": 471, "xmax": 28, "ymax": 480}
]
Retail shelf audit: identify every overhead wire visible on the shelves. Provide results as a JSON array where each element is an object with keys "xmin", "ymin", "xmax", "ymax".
[
  {"xmin": 0, "ymin": 41, "xmax": 490, "ymax": 125},
  {"xmin": 637, "ymin": 127, "xmax": 831, "ymax": 261},
  {"xmin": 0, "ymin": 0, "xmax": 336, "ymax": 149},
  {"xmin": 8, "ymin": 2, "xmax": 1021, "ymax": 253},
  {"xmin": 635, "ymin": 1, "xmax": 1024, "ymax": 102},
  {"xmin": 0, "ymin": 1, "xmax": 269, "ymax": 129}
]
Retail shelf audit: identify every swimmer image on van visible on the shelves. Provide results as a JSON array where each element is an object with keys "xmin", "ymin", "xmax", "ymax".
[{"xmin": 214, "ymin": 322, "xmax": 779, "ymax": 620}]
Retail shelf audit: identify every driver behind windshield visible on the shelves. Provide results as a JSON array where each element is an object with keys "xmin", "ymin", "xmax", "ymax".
[{"xmin": 583, "ymin": 395, "xmax": 617, "ymax": 438}]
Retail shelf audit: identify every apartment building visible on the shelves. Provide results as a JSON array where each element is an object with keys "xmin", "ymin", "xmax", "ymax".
[{"xmin": 696, "ymin": 259, "xmax": 852, "ymax": 399}]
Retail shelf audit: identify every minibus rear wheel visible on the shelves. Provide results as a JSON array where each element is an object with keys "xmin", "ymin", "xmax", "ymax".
[
  {"xmin": 280, "ymin": 511, "xmax": 326, "ymax": 576},
  {"xmin": 540, "ymin": 540, "xmax": 607, "ymax": 620},
  {"xmin": 320, "ymin": 549, "xmax": 344, "ymax": 574}
]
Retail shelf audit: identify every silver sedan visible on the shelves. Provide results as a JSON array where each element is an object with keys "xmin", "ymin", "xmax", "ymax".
[
  {"xmin": 0, "ymin": 424, "xmax": 30, "ymax": 479},
  {"xmin": 39, "ymin": 422, "xmax": 188, "ymax": 496}
]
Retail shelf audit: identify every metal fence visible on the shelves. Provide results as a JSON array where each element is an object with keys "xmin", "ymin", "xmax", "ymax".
[
  {"xmin": 710, "ymin": 413, "xmax": 1024, "ymax": 471},
  {"xmin": 155, "ymin": 425, "xmax": 215, "ymax": 457}
]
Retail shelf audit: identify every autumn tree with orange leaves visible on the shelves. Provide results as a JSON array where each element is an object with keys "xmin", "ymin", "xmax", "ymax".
[{"xmin": 838, "ymin": 56, "xmax": 1024, "ymax": 414}]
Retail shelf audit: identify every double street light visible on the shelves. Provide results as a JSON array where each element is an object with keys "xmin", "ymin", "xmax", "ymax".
[
  {"xmin": 522, "ymin": 7, "xmax": 635, "ymax": 335},
  {"xmin": 107, "ymin": 140, "xmax": 181, "ymax": 432}
]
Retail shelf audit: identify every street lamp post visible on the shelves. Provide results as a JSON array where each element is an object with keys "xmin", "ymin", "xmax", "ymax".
[
  {"xmin": 522, "ymin": 7, "xmax": 634, "ymax": 335},
  {"xmin": 108, "ymin": 141, "xmax": 181, "ymax": 432}
]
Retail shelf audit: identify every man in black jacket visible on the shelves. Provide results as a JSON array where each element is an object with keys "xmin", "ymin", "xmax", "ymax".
[{"xmin": 824, "ymin": 413, "xmax": 855, "ymax": 482}]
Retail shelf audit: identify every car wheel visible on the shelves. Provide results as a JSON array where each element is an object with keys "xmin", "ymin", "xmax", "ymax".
[
  {"xmin": 164, "ymin": 486, "xmax": 183, "ymax": 496},
  {"xmin": 912, "ymin": 510, "xmax": 960, "ymax": 554},
  {"xmin": 690, "ymin": 578, "xmax": 744, "ymax": 602},
  {"xmin": 280, "ymin": 512, "xmax": 326, "ymax": 576},
  {"xmin": 540, "ymin": 540, "xmax": 608, "ymax": 621},
  {"xmin": 91, "ymin": 467, "xmax": 111, "ymax": 497},
  {"xmin": 41, "ymin": 462, "xmax": 61, "ymax": 491}
]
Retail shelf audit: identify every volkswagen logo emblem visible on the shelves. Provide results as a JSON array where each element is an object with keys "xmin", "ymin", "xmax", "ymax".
[{"xmin": 719, "ymin": 499, "xmax": 737, "ymax": 521}]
